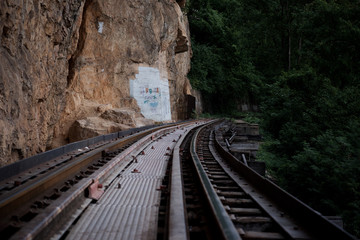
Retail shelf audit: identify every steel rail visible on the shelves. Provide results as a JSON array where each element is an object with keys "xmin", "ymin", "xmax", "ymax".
[
  {"xmin": 0, "ymin": 121, "xmax": 192, "ymax": 233},
  {"xmin": 190, "ymin": 121, "xmax": 241, "ymax": 240},
  {"xmin": 213, "ymin": 128, "xmax": 356, "ymax": 240},
  {"xmin": 189, "ymin": 120, "xmax": 356, "ymax": 240},
  {"xmin": 11, "ymin": 123, "xmax": 195, "ymax": 240},
  {"xmin": 0, "ymin": 133, "xmax": 134, "ymax": 219},
  {"xmin": 0, "ymin": 122, "xmax": 178, "ymax": 182},
  {"xmin": 169, "ymin": 129, "xmax": 192, "ymax": 240},
  {"xmin": 169, "ymin": 123, "xmax": 205, "ymax": 240}
]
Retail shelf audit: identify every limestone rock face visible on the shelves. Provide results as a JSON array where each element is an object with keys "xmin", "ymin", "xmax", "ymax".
[
  {"xmin": 68, "ymin": 108, "xmax": 155, "ymax": 142},
  {"xmin": 52, "ymin": 0, "xmax": 193, "ymax": 147},
  {"xmin": 0, "ymin": 0, "xmax": 86, "ymax": 165},
  {"xmin": 68, "ymin": 117, "xmax": 131, "ymax": 143},
  {"xmin": 100, "ymin": 109, "xmax": 137, "ymax": 127},
  {"xmin": 0, "ymin": 0, "xmax": 193, "ymax": 166}
]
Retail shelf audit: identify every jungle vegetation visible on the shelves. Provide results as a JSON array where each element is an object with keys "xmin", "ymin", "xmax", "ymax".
[{"xmin": 187, "ymin": 0, "xmax": 360, "ymax": 237}]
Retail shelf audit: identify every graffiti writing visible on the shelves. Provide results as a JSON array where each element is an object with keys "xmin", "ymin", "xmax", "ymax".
[
  {"xmin": 140, "ymin": 87, "xmax": 161, "ymax": 112},
  {"xmin": 129, "ymin": 66, "xmax": 171, "ymax": 121}
]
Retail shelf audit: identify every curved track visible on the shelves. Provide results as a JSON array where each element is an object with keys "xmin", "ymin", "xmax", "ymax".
[
  {"xmin": 168, "ymin": 120, "xmax": 356, "ymax": 240},
  {"xmin": 0, "ymin": 119, "xmax": 356, "ymax": 240}
]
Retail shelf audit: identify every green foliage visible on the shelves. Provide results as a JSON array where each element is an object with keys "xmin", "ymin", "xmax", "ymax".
[
  {"xmin": 188, "ymin": 0, "xmax": 263, "ymax": 113},
  {"xmin": 188, "ymin": 0, "xmax": 360, "ymax": 236},
  {"xmin": 259, "ymin": 65, "xmax": 360, "ymax": 236},
  {"xmin": 230, "ymin": 111, "xmax": 262, "ymax": 124}
]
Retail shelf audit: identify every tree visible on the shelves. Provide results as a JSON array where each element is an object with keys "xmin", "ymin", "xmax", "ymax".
[{"xmin": 188, "ymin": 0, "xmax": 360, "ymax": 236}]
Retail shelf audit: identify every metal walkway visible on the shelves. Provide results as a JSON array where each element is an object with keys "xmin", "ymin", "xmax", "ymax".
[{"xmin": 66, "ymin": 127, "xmax": 188, "ymax": 240}]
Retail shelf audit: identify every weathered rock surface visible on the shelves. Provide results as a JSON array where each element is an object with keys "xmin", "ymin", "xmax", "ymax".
[
  {"xmin": 68, "ymin": 117, "xmax": 131, "ymax": 143},
  {"xmin": 52, "ymin": 0, "xmax": 194, "ymax": 147},
  {"xmin": 68, "ymin": 108, "xmax": 155, "ymax": 142},
  {"xmin": 0, "ymin": 0, "xmax": 86, "ymax": 165},
  {"xmin": 100, "ymin": 109, "xmax": 137, "ymax": 127},
  {"xmin": 0, "ymin": 0, "xmax": 194, "ymax": 166}
]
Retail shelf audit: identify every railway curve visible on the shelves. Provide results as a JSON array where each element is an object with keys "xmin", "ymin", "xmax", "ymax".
[{"xmin": 0, "ymin": 119, "xmax": 356, "ymax": 240}]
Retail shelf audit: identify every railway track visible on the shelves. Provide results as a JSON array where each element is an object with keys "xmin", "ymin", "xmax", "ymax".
[
  {"xmin": 193, "ymin": 125, "xmax": 288, "ymax": 239},
  {"xmin": 170, "ymin": 120, "xmax": 356, "ymax": 240},
  {"xmin": 0, "ymin": 119, "xmax": 356, "ymax": 240},
  {"xmin": 0, "ymin": 121, "xmax": 194, "ymax": 240},
  {"xmin": 177, "ymin": 127, "xmax": 217, "ymax": 239}
]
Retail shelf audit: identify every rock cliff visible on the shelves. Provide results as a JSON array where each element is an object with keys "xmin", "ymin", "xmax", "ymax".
[{"xmin": 0, "ymin": 0, "xmax": 193, "ymax": 166}]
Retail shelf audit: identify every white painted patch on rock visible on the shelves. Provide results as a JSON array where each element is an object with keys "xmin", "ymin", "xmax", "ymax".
[
  {"xmin": 130, "ymin": 67, "xmax": 171, "ymax": 121},
  {"xmin": 97, "ymin": 21, "xmax": 104, "ymax": 33}
]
